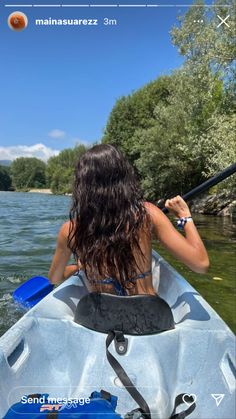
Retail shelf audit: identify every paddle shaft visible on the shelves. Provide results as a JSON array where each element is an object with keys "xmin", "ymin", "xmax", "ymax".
[{"xmin": 162, "ymin": 162, "xmax": 236, "ymax": 214}]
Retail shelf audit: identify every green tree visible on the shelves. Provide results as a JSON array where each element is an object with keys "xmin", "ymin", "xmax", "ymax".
[
  {"xmin": 0, "ymin": 165, "xmax": 12, "ymax": 191},
  {"xmin": 171, "ymin": 0, "xmax": 235, "ymax": 75},
  {"xmin": 11, "ymin": 157, "xmax": 46, "ymax": 190},
  {"xmin": 102, "ymin": 0, "xmax": 235, "ymax": 201},
  {"xmin": 191, "ymin": 113, "xmax": 236, "ymax": 191},
  {"xmin": 102, "ymin": 77, "xmax": 171, "ymax": 160},
  {"xmin": 46, "ymin": 145, "xmax": 87, "ymax": 194},
  {"xmin": 102, "ymin": 66, "xmax": 227, "ymax": 200}
]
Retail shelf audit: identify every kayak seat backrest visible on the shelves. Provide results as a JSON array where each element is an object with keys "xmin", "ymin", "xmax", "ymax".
[{"xmin": 74, "ymin": 292, "xmax": 175, "ymax": 335}]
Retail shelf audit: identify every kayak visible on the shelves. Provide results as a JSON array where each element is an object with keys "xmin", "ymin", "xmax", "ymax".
[{"xmin": 0, "ymin": 250, "xmax": 235, "ymax": 418}]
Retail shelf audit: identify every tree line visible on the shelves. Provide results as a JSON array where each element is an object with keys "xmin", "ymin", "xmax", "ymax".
[
  {"xmin": 0, "ymin": 145, "xmax": 87, "ymax": 194},
  {"xmin": 1, "ymin": 1, "xmax": 235, "ymax": 198}
]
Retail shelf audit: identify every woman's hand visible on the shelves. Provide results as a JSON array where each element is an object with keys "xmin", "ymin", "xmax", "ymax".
[
  {"xmin": 63, "ymin": 260, "xmax": 83, "ymax": 280},
  {"xmin": 165, "ymin": 195, "xmax": 191, "ymax": 218}
]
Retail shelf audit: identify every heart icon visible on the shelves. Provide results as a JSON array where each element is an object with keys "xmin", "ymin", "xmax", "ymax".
[{"xmin": 182, "ymin": 394, "xmax": 197, "ymax": 406}]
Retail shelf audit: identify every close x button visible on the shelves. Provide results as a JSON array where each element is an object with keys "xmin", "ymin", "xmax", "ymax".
[{"xmin": 217, "ymin": 15, "xmax": 230, "ymax": 28}]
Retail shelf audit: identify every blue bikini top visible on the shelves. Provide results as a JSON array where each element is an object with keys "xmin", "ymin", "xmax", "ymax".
[{"xmin": 90, "ymin": 270, "xmax": 152, "ymax": 296}]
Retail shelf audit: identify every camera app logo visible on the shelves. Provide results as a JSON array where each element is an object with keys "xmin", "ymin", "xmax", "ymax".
[{"xmin": 8, "ymin": 12, "xmax": 28, "ymax": 31}]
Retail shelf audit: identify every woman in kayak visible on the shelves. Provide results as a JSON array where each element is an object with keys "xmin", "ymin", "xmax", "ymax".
[{"xmin": 48, "ymin": 144, "xmax": 209, "ymax": 295}]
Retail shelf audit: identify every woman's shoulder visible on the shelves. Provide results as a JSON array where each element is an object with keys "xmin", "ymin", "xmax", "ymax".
[
  {"xmin": 58, "ymin": 220, "xmax": 74, "ymax": 239},
  {"xmin": 144, "ymin": 201, "xmax": 162, "ymax": 220},
  {"xmin": 143, "ymin": 201, "xmax": 169, "ymax": 235}
]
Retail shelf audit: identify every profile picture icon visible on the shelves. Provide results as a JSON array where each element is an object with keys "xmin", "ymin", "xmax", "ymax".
[{"xmin": 8, "ymin": 11, "xmax": 28, "ymax": 31}]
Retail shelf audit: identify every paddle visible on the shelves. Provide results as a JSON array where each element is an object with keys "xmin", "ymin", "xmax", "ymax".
[
  {"xmin": 13, "ymin": 162, "xmax": 236, "ymax": 309},
  {"xmin": 162, "ymin": 162, "xmax": 236, "ymax": 213},
  {"xmin": 13, "ymin": 276, "xmax": 54, "ymax": 309}
]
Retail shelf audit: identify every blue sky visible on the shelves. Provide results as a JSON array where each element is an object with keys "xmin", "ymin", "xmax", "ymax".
[{"xmin": 0, "ymin": 0, "xmax": 197, "ymax": 161}]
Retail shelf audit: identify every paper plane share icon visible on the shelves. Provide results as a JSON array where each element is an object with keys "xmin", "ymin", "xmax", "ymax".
[{"xmin": 211, "ymin": 394, "xmax": 225, "ymax": 407}]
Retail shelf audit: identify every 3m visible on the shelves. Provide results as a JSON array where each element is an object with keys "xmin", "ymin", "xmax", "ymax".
[{"xmin": 104, "ymin": 18, "xmax": 117, "ymax": 26}]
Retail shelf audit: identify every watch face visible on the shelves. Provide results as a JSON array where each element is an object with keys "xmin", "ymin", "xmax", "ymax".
[{"xmin": 177, "ymin": 219, "xmax": 185, "ymax": 229}]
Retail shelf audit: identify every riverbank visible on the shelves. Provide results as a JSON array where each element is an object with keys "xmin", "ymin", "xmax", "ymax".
[
  {"xmin": 28, "ymin": 188, "xmax": 52, "ymax": 194},
  {"xmin": 28, "ymin": 189, "xmax": 72, "ymax": 196},
  {"xmin": 190, "ymin": 191, "xmax": 236, "ymax": 217}
]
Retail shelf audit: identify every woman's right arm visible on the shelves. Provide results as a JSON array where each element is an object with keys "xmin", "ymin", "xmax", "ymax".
[
  {"xmin": 48, "ymin": 221, "xmax": 72, "ymax": 284},
  {"xmin": 144, "ymin": 199, "xmax": 209, "ymax": 274},
  {"xmin": 48, "ymin": 221, "xmax": 82, "ymax": 283}
]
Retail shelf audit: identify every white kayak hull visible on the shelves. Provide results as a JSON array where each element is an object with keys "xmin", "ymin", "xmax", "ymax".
[{"xmin": 0, "ymin": 250, "xmax": 235, "ymax": 418}]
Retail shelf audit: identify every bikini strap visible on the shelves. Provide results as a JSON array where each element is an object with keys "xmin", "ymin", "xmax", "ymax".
[
  {"xmin": 90, "ymin": 277, "xmax": 127, "ymax": 296},
  {"xmin": 90, "ymin": 270, "xmax": 151, "ymax": 296},
  {"xmin": 131, "ymin": 270, "xmax": 152, "ymax": 281}
]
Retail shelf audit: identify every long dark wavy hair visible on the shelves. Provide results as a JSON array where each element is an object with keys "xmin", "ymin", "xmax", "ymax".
[{"xmin": 68, "ymin": 144, "xmax": 150, "ymax": 291}]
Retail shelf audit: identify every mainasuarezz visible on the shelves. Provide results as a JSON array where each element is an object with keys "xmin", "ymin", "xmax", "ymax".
[{"xmin": 35, "ymin": 18, "xmax": 98, "ymax": 26}]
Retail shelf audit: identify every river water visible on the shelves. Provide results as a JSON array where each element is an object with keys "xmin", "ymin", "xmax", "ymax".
[{"xmin": 0, "ymin": 191, "xmax": 235, "ymax": 337}]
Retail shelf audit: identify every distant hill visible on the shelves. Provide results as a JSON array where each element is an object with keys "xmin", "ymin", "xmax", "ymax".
[{"xmin": 0, "ymin": 160, "xmax": 12, "ymax": 166}]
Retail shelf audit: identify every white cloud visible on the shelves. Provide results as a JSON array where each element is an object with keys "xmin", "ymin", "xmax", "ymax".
[
  {"xmin": 48, "ymin": 129, "xmax": 66, "ymax": 139},
  {"xmin": 0, "ymin": 143, "xmax": 60, "ymax": 162}
]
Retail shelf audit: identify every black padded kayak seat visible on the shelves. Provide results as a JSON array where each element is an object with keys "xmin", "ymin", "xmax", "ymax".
[{"xmin": 74, "ymin": 292, "xmax": 175, "ymax": 335}]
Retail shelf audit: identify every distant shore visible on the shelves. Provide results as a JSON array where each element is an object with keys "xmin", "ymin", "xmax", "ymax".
[
  {"xmin": 27, "ymin": 189, "xmax": 72, "ymax": 196},
  {"xmin": 28, "ymin": 188, "xmax": 52, "ymax": 194}
]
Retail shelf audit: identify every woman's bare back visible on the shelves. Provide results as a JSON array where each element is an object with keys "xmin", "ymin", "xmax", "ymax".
[{"xmin": 75, "ymin": 217, "xmax": 156, "ymax": 296}]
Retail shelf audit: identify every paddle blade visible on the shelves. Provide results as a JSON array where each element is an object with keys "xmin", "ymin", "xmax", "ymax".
[{"xmin": 13, "ymin": 276, "xmax": 54, "ymax": 309}]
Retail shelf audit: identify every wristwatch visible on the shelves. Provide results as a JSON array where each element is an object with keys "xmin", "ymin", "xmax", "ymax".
[{"xmin": 177, "ymin": 216, "xmax": 193, "ymax": 229}]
